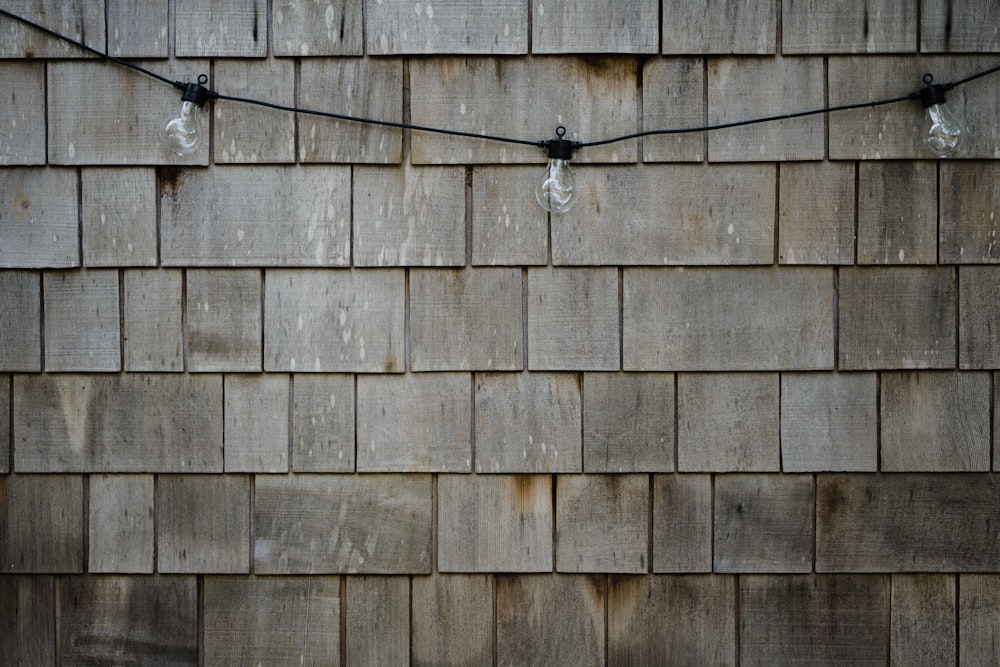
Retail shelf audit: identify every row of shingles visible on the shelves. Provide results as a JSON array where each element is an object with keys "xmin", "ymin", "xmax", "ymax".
[
  {"xmin": 5, "ymin": 0, "xmax": 994, "ymax": 59},
  {"xmin": 2, "ymin": 364, "xmax": 998, "ymax": 484},
  {"xmin": 4, "ymin": 258, "xmax": 999, "ymax": 374},
  {"xmin": 8, "ymin": 52, "xmax": 1000, "ymax": 169},
  {"xmin": 4, "ymin": 130, "xmax": 1000, "ymax": 275},
  {"xmin": 3, "ymin": 468, "xmax": 999, "ymax": 577},
  {"xmin": 5, "ymin": 572, "xmax": 999, "ymax": 664}
]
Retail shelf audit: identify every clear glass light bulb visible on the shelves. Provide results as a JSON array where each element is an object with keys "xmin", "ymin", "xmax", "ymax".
[
  {"xmin": 535, "ymin": 158, "xmax": 576, "ymax": 214},
  {"xmin": 163, "ymin": 100, "xmax": 201, "ymax": 156},
  {"xmin": 923, "ymin": 102, "xmax": 963, "ymax": 158}
]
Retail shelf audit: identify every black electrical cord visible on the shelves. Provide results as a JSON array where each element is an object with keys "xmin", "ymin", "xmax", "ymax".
[{"xmin": 3, "ymin": 6, "xmax": 998, "ymax": 154}]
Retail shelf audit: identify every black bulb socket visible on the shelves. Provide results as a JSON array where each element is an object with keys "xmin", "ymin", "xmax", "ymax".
[
  {"xmin": 181, "ymin": 74, "xmax": 211, "ymax": 107},
  {"xmin": 920, "ymin": 83, "xmax": 947, "ymax": 109},
  {"xmin": 545, "ymin": 137, "xmax": 575, "ymax": 160}
]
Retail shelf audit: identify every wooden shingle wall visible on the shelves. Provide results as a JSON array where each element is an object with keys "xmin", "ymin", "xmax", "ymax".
[{"xmin": 1, "ymin": 1, "xmax": 999, "ymax": 664}]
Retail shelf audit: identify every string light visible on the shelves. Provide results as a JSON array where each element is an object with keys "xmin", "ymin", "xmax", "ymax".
[
  {"xmin": 2, "ymin": 8, "xmax": 999, "ymax": 213},
  {"xmin": 918, "ymin": 74, "xmax": 964, "ymax": 158},
  {"xmin": 536, "ymin": 127, "xmax": 580, "ymax": 213},
  {"xmin": 162, "ymin": 75, "xmax": 211, "ymax": 156}
]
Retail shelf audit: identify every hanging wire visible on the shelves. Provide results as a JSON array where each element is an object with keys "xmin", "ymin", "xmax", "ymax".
[{"xmin": 2, "ymin": 6, "xmax": 999, "ymax": 153}]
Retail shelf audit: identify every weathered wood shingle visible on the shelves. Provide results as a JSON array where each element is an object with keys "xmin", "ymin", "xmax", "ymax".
[
  {"xmin": 740, "ymin": 574, "xmax": 888, "ymax": 665},
  {"xmin": 609, "ymin": 575, "xmax": 736, "ymax": 665},
  {"xmin": 497, "ymin": 575, "xmax": 605, "ymax": 667},
  {"xmin": 411, "ymin": 574, "xmax": 494, "ymax": 665},
  {"xmin": 0, "ymin": 474, "xmax": 84, "ymax": 572},
  {"xmin": 156, "ymin": 475, "xmax": 250, "ymax": 573},
  {"xmin": 438, "ymin": 474, "xmax": 553, "ymax": 572},
  {"xmin": 204, "ymin": 576, "xmax": 340, "ymax": 665},
  {"xmin": 0, "ymin": 270, "xmax": 40, "ymax": 371},
  {"xmin": 15, "ymin": 373, "xmax": 223, "ymax": 473},
  {"xmin": 59, "ymin": 576, "xmax": 197, "ymax": 665},
  {"xmin": 624, "ymin": 268, "xmax": 833, "ymax": 371},
  {"xmin": 817, "ymin": 474, "xmax": 1000, "ymax": 571},
  {"xmin": 891, "ymin": 574, "xmax": 956, "ymax": 666},
  {"xmin": 357, "ymin": 373, "xmax": 472, "ymax": 472},
  {"xmin": 254, "ymin": 474, "xmax": 432, "ymax": 573}
]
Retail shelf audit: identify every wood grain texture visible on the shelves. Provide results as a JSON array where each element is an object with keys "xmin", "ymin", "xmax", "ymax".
[
  {"xmin": 922, "ymin": 0, "xmax": 1000, "ymax": 51},
  {"xmin": 14, "ymin": 373, "xmax": 223, "ymax": 473},
  {"xmin": 161, "ymin": 166, "xmax": 351, "ymax": 266},
  {"xmin": 438, "ymin": 474, "xmax": 553, "ymax": 572},
  {"xmin": 255, "ymin": 474, "xmax": 432, "ymax": 574},
  {"xmin": 890, "ymin": 574, "xmax": 956, "ymax": 667},
  {"xmin": 475, "ymin": 372, "xmax": 582, "ymax": 473},
  {"xmin": 497, "ymin": 574, "xmax": 604, "ymax": 667},
  {"xmin": 291, "ymin": 373, "xmax": 355, "ymax": 472},
  {"xmin": 624, "ymin": 268, "xmax": 834, "ymax": 371},
  {"xmin": 713, "ymin": 474, "xmax": 814, "ymax": 573},
  {"xmin": 817, "ymin": 474, "xmax": 1000, "ymax": 571},
  {"xmin": 783, "ymin": 0, "xmax": 917, "ymax": 53},
  {"xmin": 299, "ymin": 58, "xmax": 402, "ymax": 163},
  {"xmin": 123, "ymin": 269, "xmax": 183, "ymax": 371},
  {"xmin": 829, "ymin": 56, "xmax": 1000, "ymax": 159},
  {"xmin": 779, "ymin": 161, "xmax": 855, "ymax": 264},
  {"xmin": 532, "ymin": 0, "xmax": 657, "ymax": 53},
  {"xmin": 186, "ymin": 269, "xmax": 261, "ymax": 372},
  {"xmin": 528, "ymin": 267, "xmax": 618, "ymax": 370},
  {"xmin": 652, "ymin": 474, "xmax": 712, "ymax": 572},
  {"xmin": 410, "ymin": 268, "xmax": 522, "ymax": 371},
  {"xmin": 857, "ymin": 161, "xmax": 937, "ymax": 264},
  {"xmin": 48, "ymin": 60, "xmax": 211, "ymax": 166},
  {"xmin": 357, "ymin": 373, "xmax": 471, "ymax": 472},
  {"xmin": 88, "ymin": 474, "xmax": 154, "ymax": 573},
  {"xmin": 553, "ymin": 165, "xmax": 775, "ymax": 266},
  {"xmin": 740, "ymin": 574, "xmax": 888, "ymax": 665},
  {"xmin": 661, "ymin": 0, "xmax": 776, "ymax": 53},
  {"xmin": 556, "ymin": 474, "xmax": 647, "ymax": 573},
  {"xmin": 583, "ymin": 372, "xmax": 674, "ymax": 473},
  {"xmin": 0, "ymin": 474, "xmax": 84, "ymax": 572},
  {"xmin": 608, "ymin": 574, "xmax": 736, "ymax": 665},
  {"xmin": 82, "ymin": 168, "xmax": 156, "ymax": 267},
  {"xmin": 677, "ymin": 373, "xmax": 780, "ymax": 472},
  {"xmin": 353, "ymin": 165, "xmax": 466, "ymax": 266},
  {"xmin": 264, "ymin": 269, "xmax": 405, "ymax": 373},
  {"xmin": 0, "ymin": 270, "xmax": 40, "ymax": 371},
  {"xmin": 412, "ymin": 574, "xmax": 494, "ymax": 666},
  {"xmin": 0, "ymin": 62, "xmax": 45, "ymax": 164},
  {"xmin": 471, "ymin": 166, "xmax": 549, "ymax": 265},
  {"xmin": 708, "ymin": 57, "xmax": 824, "ymax": 161},
  {"xmin": 346, "ymin": 576, "xmax": 410, "ymax": 666},
  {"xmin": 156, "ymin": 475, "xmax": 250, "ymax": 573},
  {"xmin": 959, "ymin": 574, "xmax": 1000, "ymax": 665},
  {"xmin": 940, "ymin": 162, "xmax": 1000, "ymax": 263},
  {"xmin": 0, "ymin": 576, "xmax": 55, "ymax": 665},
  {"xmin": 107, "ymin": 0, "xmax": 168, "ymax": 56},
  {"xmin": 881, "ymin": 371, "xmax": 990, "ymax": 471},
  {"xmin": 213, "ymin": 59, "xmax": 296, "ymax": 164},
  {"xmin": 43, "ymin": 270, "xmax": 120, "ymax": 372},
  {"xmin": 59, "ymin": 575, "xmax": 197, "ymax": 666},
  {"xmin": 780, "ymin": 372, "xmax": 878, "ymax": 472},
  {"xmin": 0, "ymin": 375, "xmax": 8, "ymax": 474},
  {"xmin": 839, "ymin": 267, "xmax": 956, "ymax": 370},
  {"xmin": 174, "ymin": 0, "xmax": 266, "ymax": 56},
  {"xmin": 642, "ymin": 58, "xmax": 705, "ymax": 162},
  {"xmin": 0, "ymin": 168, "xmax": 78, "ymax": 268},
  {"xmin": 204, "ymin": 575, "xmax": 340, "ymax": 665},
  {"xmin": 0, "ymin": 0, "xmax": 105, "ymax": 57},
  {"xmin": 225, "ymin": 374, "xmax": 289, "ymax": 472},
  {"xmin": 366, "ymin": 0, "xmax": 527, "ymax": 54},
  {"xmin": 272, "ymin": 0, "xmax": 363, "ymax": 55},
  {"xmin": 410, "ymin": 57, "xmax": 636, "ymax": 164}
]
